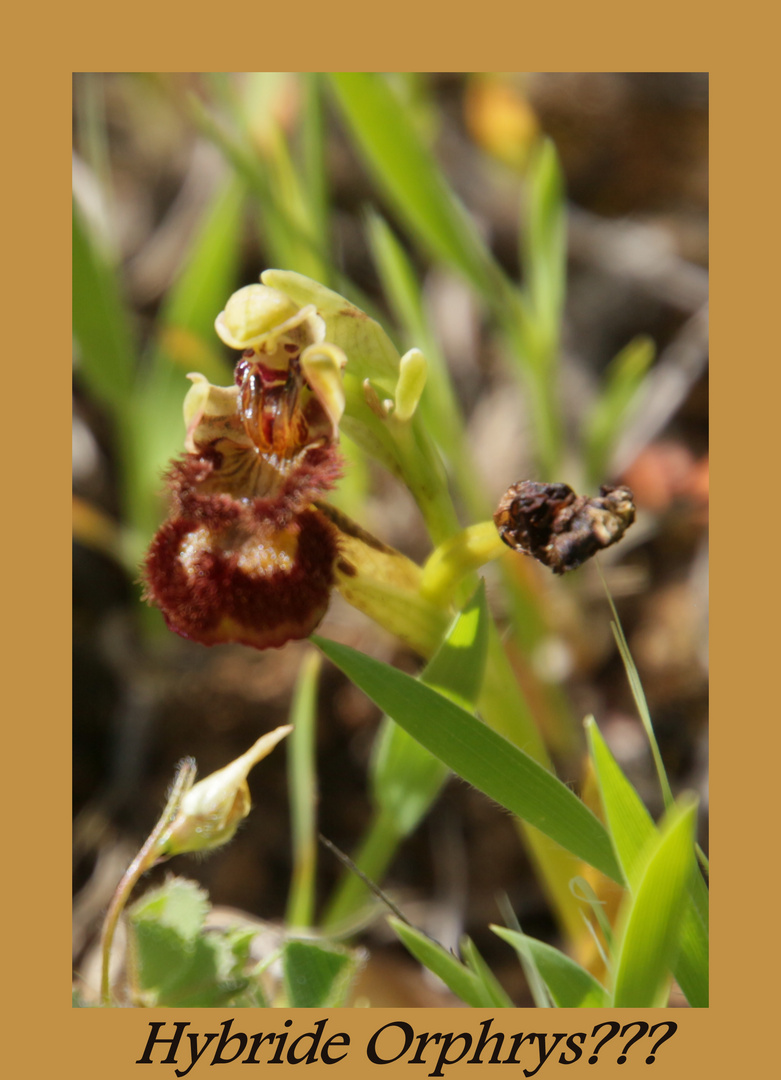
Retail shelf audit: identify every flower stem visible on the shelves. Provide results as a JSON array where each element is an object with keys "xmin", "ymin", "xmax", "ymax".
[{"xmin": 99, "ymin": 759, "xmax": 196, "ymax": 1006}]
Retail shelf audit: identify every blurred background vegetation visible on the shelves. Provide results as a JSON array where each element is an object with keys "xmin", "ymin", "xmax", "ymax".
[{"xmin": 73, "ymin": 72, "xmax": 708, "ymax": 1005}]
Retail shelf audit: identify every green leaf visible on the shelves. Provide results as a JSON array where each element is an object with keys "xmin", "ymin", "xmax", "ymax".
[
  {"xmin": 584, "ymin": 336, "xmax": 655, "ymax": 484},
  {"xmin": 606, "ymin": 600, "xmax": 675, "ymax": 809},
  {"xmin": 492, "ymin": 926, "xmax": 608, "ymax": 1007},
  {"xmin": 158, "ymin": 175, "xmax": 246, "ymax": 363},
  {"xmin": 460, "ymin": 936, "xmax": 514, "ymax": 1007},
  {"xmin": 610, "ymin": 799, "xmax": 698, "ymax": 1007},
  {"xmin": 122, "ymin": 176, "xmax": 246, "ymax": 556},
  {"xmin": 131, "ymin": 876, "xmax": 209, "ymax": 943},
  {"xmin": 313, "ymin": 636, "xmax": 622, "ymax": 884},
  {"xmin": 128, "ymin": 878, "xmax": 258, "ymax": 1007},
  {"xmin": 586, "ymin": 718, "xmax": 708, "ymax": 1007},
  {"xmin": 286, "ymin": 652, "xmax": 322, "ymax": 928},
  {"xmin": 424, "ymin": 580, "xmax": 490, "ymax": 706},
  {"xmin": 323, "ymin": 586, "xmax": 490, "ymax": 929},
  {"xmin": 329, "ymin": 73, "xmax": 503, "ymax": 300},
  {"xmin": 72, "ymin": 200, "xmax": 136, "ymax": 411},
  {"xmin": 523, "ymin": 138, "xmax": 567, "ymax": 355},
  {"xmin": 282, "ymin": 939, "xmax": 360, "ymax": 1007},
  {"xmin": 586, "ymin": 718, "xmax": 657, "ymax": 889},
  {"xmin": 388, "ymin": 918, "xmax": 501, "ymax": 1008},
  {"xmin": 301, "ymin": 73, "xmax": 330, "ymax": 258},
  {"xmin": 372, "ymin": 583, "xmax": 489, "ymax": 832}
]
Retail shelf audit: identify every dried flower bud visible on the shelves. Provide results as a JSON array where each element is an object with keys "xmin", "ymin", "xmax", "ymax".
[
  {"xmin": 494, "ymin": 481, "xmax": 636, "ymax": 573},
  {"xmin": 158, "ymin": 726, "xmax": 292, "ymax": 856}
]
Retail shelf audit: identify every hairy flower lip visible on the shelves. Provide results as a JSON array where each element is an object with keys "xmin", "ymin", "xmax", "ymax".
[{"xmin": 143, "ymin": 449, "xmax": 343, "ymax": 650}]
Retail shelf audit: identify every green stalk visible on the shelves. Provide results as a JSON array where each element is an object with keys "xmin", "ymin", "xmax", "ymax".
[
  {"xmin": 285, "ymin": 652, "xmax": 322, "ymax": 928},
  {"xmin": 100, "ymin": 760, "xmax": 196, "ymax": 1005}
]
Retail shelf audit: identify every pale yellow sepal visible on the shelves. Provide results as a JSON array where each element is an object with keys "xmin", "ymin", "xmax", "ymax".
[
  {"xmin": 300, "ymin": 343, "xmax": 348, "ymax": 439},
  {"xmin": 158, "ymin": 725, "xmax": 292, "ymax": 856},
  {"xmin": 183, "ymin": 373, "xmax": 243, "ymax": 453},
  {"xmin": 317, "ymin": 504, "xmax": 450, "ymax": 658}
]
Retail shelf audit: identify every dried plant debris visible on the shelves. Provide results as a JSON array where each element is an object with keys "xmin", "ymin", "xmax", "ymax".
[{"xmin": 494, "ymin": 481, "xmax": 636, "ymax": 574}]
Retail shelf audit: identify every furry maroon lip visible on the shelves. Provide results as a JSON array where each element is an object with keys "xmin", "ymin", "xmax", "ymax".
[{"xmin": 143, "ymin": 507, "xmax": 340, "ymax": 650}]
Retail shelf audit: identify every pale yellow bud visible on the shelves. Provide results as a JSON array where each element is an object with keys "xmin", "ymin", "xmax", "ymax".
[
  {"xmin": 394, "ymin": 348, "xmax": 428, "ymax": 422},
  {"xmin": 157, "ymin": 725, "xmax": 292, "ymax": 857}
]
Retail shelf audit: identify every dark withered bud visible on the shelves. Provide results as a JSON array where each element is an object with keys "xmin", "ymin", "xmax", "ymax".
[{"xmin": 494, "ymin": 481, "xmax": 636, "ymax": 574}]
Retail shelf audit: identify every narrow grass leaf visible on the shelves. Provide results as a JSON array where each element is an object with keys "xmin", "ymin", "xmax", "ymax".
[
  {"xmin": 602, "ymin": 584, "xmax": 674, "ymax": 809},
  {"xmin": 492, "ymin": 926, "xmax": 608, "ymax": 1007},
  {"xmin": 314, "ymin": 636, "xmax": 622, "ymax": 883},
  {"xmin": 610, "ymin": 799, "xmax": 697, "ymax": 1007},
  {"xmin": 301, "ymin": 73, "xmax": 330, "ymax": 265},
  {"xmin": 584, "ymin": 336, "xmax": 655, "ymax": 485},
  {"xmin": 72, "ymin": 200, "xmax": 136, "ymax": 411},
  {"xmin": 365, "ymin": 210, "xmax": 475, "ymax": 487},
  {"xmin": 586, "ymin": 718, "xmax": 657, "ymax": 888},
  {"xmin": 586, "ymin": 719, "xmax": 708, "ymax": 1006},
  {"xmin": 329, "ymin": 73, "xmax": 503, "ymax": 299},
  {"xmin": 388, "ymin": 918, "xmax": 499, "ymax": 1008},
  {"xmin": 286, "ymin": 651, "xmax": 322, "ymax": 928},
  {"xmin": 459, "ymin": 936, "xmax": 514, "ymax": 1007},
  {"xmin": 371, "ymin": 584, "xmax": 488, "ymax": 832},
  {"xmin": 523, "ymin": 138, "xmax": 567, "ymax": 354},
  {"xmin": 493, "ymin": 899, "xmax": 552, "ymax": 1007},
  {"xmin": 158, "ymin": 175, "xmax": 246, "ymax": 362},
  {"xmin": 324, "ymin": 586, "xmax": 490, "ymax": 928}
]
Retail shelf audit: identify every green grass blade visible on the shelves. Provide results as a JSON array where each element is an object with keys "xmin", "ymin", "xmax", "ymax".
[
  {"xmin": 459, "ymin": 936, "xmax": 514, "ymax": 1007},
  {"xmin": 523, "ymin": 138, "xmax": 567, "ymax": 362},
  {"xmin": 493, "ymin": 899, "xmax": 552, "ymax": 1007},
  {"xmin": 492, "ymin": 926, "xmax": 608, "ymax": 1007},
  {"xmin": 323, "ymin": 585, "xmax": 489, "ymax": 928},
  {"xmin": 599, "ymin": 574, "xmax": 675, "ymax": 810},
  {"xmin": 371, "ymin": 580, "xmax": 489, "ymax": 829},
  {"xmin": 388, "ymin": 918, "xmax": 501, "ymax": 1008},
  {"xmin": 72, "ymin": 200, "xmax": 136, "ymax": 412},
  {"xmin": 313, "ymin": 636, "xmax": 622, "ymax": 884},
  {"xmin": 584, "ymin": 336, "xmax": 655, "ymax": 485},
  {"xmin": 365, "ymin": 211, "xmax": 484, "ymax": 511},
  {"xmin": 586, "ymin": 719, "xmax": 708, "ymax": 1006},
  {"xmin": 122, "ymin": 177, "xmax": 246, "ymax": 558},
  {"xmin": 286, "ymin": 651, "xmax": 322, "ymax": 929},
  {"xmin": 158, "ymin": 175, "xmax": 246, "ymax": 359},
  {"xmin": 586, "ymin": 718, "xmax": 657, "ymax": 887},
  {"xmin": 301, "ymin": 73, "xmax": 330, "ymax": 264},
  {"xmin": 329, "ymin": 73, "xmax": 505, "ymax": 300},
  {"xmin": 610, "ymin": 799, "xmax": 698, "ymax": 1007}
]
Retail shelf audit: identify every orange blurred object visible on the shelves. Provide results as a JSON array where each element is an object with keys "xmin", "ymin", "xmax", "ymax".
[{"xmin": 621, "ymin": 441, "xmax": 708, "ymax": 520}]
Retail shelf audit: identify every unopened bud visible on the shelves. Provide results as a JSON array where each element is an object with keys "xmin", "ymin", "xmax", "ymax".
[
  {"xmin": 157, "ymin": 726, "xmax": 292, "ymax": 857},
  {"xmin": 394, "ymin": 349, "xmax": 428, "ymax": 422}
]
